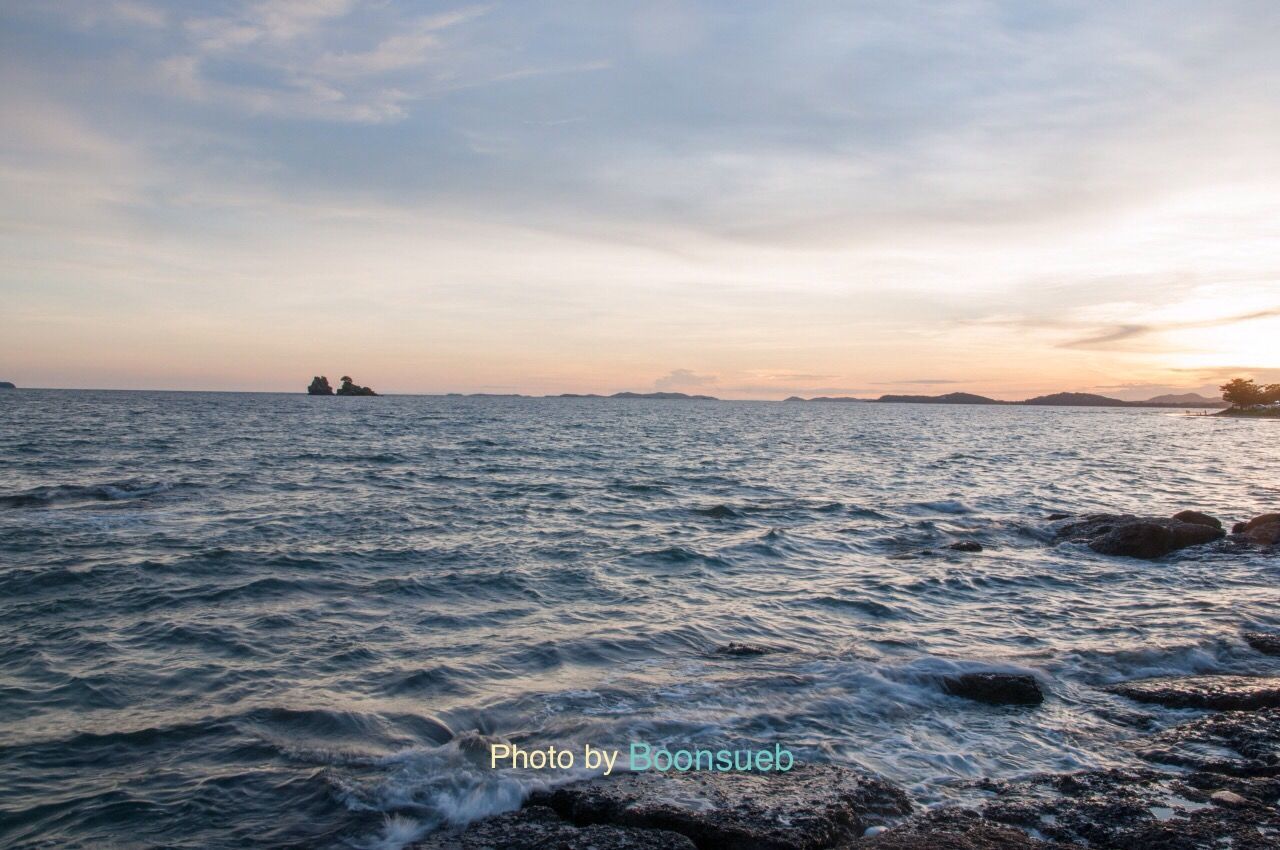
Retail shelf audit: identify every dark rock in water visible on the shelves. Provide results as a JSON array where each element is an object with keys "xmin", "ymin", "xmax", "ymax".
[
  {"xmin": 306, "ymin": 376, "xmax": 333, "ymax": 395},
  {"xmin": 942, "ymin": 672, "xmax": 1044, "ymax": 705},
  {"xmin": 1244, "ymin": 632, "xmax": 1280, "ymax": 656},
  {"xmin": 948, "ymin": 541, "xmax": 983, "ymax": 552},
  {"xmin": 335, "ymin": 375, "xmax": 378, "ymax": 396},
  {"xmin": 694, "ymin": 504, "xmax": 741, "ymax": 519},
  {"xmin": 1045, "ymin": 512, "xmax": 1071, "ymax": 520},
  {"xmin": 1171, "ymin": 509, "xmax": 1222, "ymax": 529},
  {"xmin": 0, "ymin": 381, "xmax": 14, "ymax": 389},
  {"xmin": 530, "ymin": 764, "xmax": 912, "ymax": 850},
  {"xmin": 1109, "ymin": 675, "xmax": 1280, "ymax": 711},
  {"xmin": 412, "ymin": 806, "xmax": 696, "ymax": 849},
  {"xmin": 1054, "ymin": 513, "xmax": 1224, "ymax": 559},
  {"xmin": 715, "ymin": 642, "xmax": 775, "ymax": 657},
  {"xmin": 1232, "ymin": 513, "xmax": 1280, "ymax": 535},
  {"xmin": 1241, "ymin": 521, "xmax": 1280, "ymax": 546}
]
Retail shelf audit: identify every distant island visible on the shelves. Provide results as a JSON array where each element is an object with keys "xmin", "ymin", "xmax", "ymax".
[
  {"xmin": 307, "ymin": 375, "xmax": 378, "ymax": 396},
  {"xmin": 785, "ymin": 390, "xmax": 1227, "ymax": 408},
  {"xmin": 0, "ymin": 381, "xmax": 14, "ymax": 389}
]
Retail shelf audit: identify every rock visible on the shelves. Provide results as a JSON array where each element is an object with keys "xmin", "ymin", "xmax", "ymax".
[
  {"xmin": 972, "ymin": 766, "xmax": 1280, "ymax": 850},
  {"xmin": 530, "ymin": 764, "xmax": 912, "ymax": 850},
  {"xmin": 1055, "ymin": 513, "xmax": 1224, "ymax": 559},
  {"xmin": 1232, "ymin": 513, "xmax": 1280, "ymax": 534},
  {"xmin": 306, "ymin": 376, "xmax": 333, "ymax": 395},
  {"xmin": 1171, "ymin": 510, "xmax": 1222, "ymax": 529},
  {"xmin": 1211, "ymin": 789, "xmax": 1249, "ymax": 807},
  {"xmin": 1242, "ymin": 522, "xmax": 1280, "ymax": 546},
  {"xmin": 942, "ymin": 672, "xmax": 1044, "ymax": 706},
  {"xmin": 335, "ymin": 375, "xmax": 378, "ymax": 396},
  {"xmin": 948, "ymin": 541, "xmax": 983, "ymax": 552},
  {"xmin": 715, "ymin": 642, "xmax": 775, "ymax": 657},
  {"xmin": 1244, "ymin": 632, "xmax": 1280, "ymax": 656},
  {"xmin": 847, "ymin": 812, "xmax": 1065, "ymax": 848},
  {"xmin": 1136, "ymin": 707, "xmax": 1280, "ymax": 776},
  {"xmin": 1109, "ymin": 675, "xmax": 1280, "ymax": 711},
  {"xmin": 412, "ymin": 806, "xmax": 696, "ymax": 849},
  {"xmin": 0, "ymin": 381, "xmax": 14, "ymax": 389}
]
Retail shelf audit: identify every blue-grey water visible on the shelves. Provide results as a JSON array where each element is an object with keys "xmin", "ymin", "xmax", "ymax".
[{"xmin": 1, "ymin": 390, "xmax": 1277, "ymax": 849}]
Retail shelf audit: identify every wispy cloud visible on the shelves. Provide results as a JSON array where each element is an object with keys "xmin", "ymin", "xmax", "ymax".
[
  {"xmin": 654, "ymin": 369, "xmax": 718, "ymax": 390},
  {"xmin": 1059, "ymin": 307, "xmax": 1280, "ymax": 350}
]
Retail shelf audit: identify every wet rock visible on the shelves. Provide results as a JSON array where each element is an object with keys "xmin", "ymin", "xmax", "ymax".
[
  {"xmin": 1242, "ymin": 521, "xmax": 1280, "ymax": 546},
  {"xmin": 942, "ymin": 672, "xmax": 1044, "ymax": 706},
  {"xmin": 1232, "ymin": 513, "xmax": 1280, "ymax": 535},
  {"xmin": 947, "ymin": 541, "xmax": 983, "ymax": 553},
  {"xmin": 1171, "ymin": 510, "xmax": 1222, "ymax": 529},
  {"xmin": 412, "ymin": 806, "xmax": 696, "ymax": 849},
  {"xmin": 1244, "ymin": 631, "xmax": 1280, "ymax": 656},
  {"xmin": 1054, "ymin": 512, "xmax": 1224, "ymax": 559},
  {"xmin": 306, "ymin": 375, "xmax": 333, "ymax": 395},
  {"xmin": 530, "ymin": 764, "xmax": 912, "ymax": 850},
  {"xmin": 1109, "ymin": 675, "xmax": 1280, "ymax": 711},
  {"xmin": 846, "ymin": 810, "xmax": 1065, "ymax": 848},
  {"xmin": 1136, "ymin": 707, "xmax": 1280, "ymax": 776},
  {"xmin": 715, "ymin": 642, "xmax": 776, "ymax": 657},
  {"xmin": 973, "ymin": 766, "xmax": 1280, "ymax": 850},
  {"xmin": 1210, "ymin": 789, "xmax": 1248, "ymax": 807}
]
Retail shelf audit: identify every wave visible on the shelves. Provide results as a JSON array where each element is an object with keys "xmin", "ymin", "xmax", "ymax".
[{"xmin": 0, "ymin": 480, "xmax": 184, "ymax": 508}]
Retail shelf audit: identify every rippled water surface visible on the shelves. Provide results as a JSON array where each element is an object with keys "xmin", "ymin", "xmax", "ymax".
[{"xmin": 1, "ymin": 390, "xmax": 1278, "ymax": 849}]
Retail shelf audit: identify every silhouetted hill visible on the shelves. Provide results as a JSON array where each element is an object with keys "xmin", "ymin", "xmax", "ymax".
[
  {"xmin": 1021, "ymin": 392, "xmax": 1124, "ymax": 407},
  {"xmin": 1143, "ymin": 393, "xmax": 1227, "ymax": 407},
  {"xmin": 0, "ymin": 381, "xmax": 14, "ymax": 389},
  {"xmin": 610, "ymin": 391, "xmax": 718, "ymax": 400},
  {"xmin": 877, "ymin": 392, "xmax": 1000, "ymax": 405}
]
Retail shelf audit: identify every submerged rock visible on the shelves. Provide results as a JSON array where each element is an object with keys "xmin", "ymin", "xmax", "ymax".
[
  {"xmin": 1054, "ymin": 512, "xmax": 1224, "ymax": 559},
  {"xmin": 948, "ymin": 541, "xmax": 983, "ymax": 552},
  {"xmin": 942, "ymin": 672, "xmax": 1044, "ymax": 706},
  {"xmin": 306, "ymin": 376, "xmax": 333, "ymax": 395},
  {"xmin": 1109, "ymin": 675, "xmax": 1280, "ymax": 711},
  {"xmin": 714, "ymin": 642, "xmax": 776, "ymax": 657},
  {"xmin": 413, "ymin": 806, "xmax": 696, "ymax": 849},
  {"xmin": 1244, "ymin": 632, "xmax": 1280, "ymax": 656},
  {"xmin": 530, "ymin": 764, "xmax": 912, "ymax": 850}
]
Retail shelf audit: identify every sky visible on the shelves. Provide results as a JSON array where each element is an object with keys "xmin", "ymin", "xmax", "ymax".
[{"xmin": 2, "ymin": 0, "xmax": 1279, "ymax": 399}]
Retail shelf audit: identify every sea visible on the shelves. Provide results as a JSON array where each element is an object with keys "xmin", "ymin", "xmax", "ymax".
[{"xmin": 0, "ymin": 390, "xmax": 1277, "ymax": 849}]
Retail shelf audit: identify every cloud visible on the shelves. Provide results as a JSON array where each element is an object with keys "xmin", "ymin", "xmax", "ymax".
[
  {"xmin": 1059, "ymin": 307, "xmax": 1280, "ymax": 350},
  {"xmin": 870, "ymin": 379, "xmax": 964, "ymax": 385},
  {"xmin": 654, "ymin": 369, "xmax": 718, "ymax": 390}
]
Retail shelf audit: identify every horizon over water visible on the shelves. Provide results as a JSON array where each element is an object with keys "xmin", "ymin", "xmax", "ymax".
[{"xmin": 1, "ymin": 390, "xmax": 1278, "ymax": 849}]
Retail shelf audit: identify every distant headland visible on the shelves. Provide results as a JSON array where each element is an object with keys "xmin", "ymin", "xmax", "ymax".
[
  {"xmin": 1216, "ymin": 378, "xmax": 1280, "ymax": 417},
  {"xmin": 0, "ymin": 381, "xmax": 14, "ymax": 389},
  {"xmin": 783, "ymin": 390, "xmax": 1228, "ymax": 408}
]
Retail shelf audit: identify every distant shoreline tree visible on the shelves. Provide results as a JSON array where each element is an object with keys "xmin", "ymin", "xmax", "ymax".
[{"xmin": 1220, "ymin": 378, "xmax": 1280, "ymax": 408}]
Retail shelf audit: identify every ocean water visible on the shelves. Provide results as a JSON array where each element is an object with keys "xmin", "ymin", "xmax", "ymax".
[{"xmin": 1, "ymin": 390, "xmax": 1278, "ymax": 849}]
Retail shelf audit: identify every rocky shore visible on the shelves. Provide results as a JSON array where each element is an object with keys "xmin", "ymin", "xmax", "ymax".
[
  {"xmin": 413, "ymin": 678, "xmax": 1280, "ymax": 848},
  {"xmin": 409, "ymin": 506, "xmax": 1278, "ymax": 849}
]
